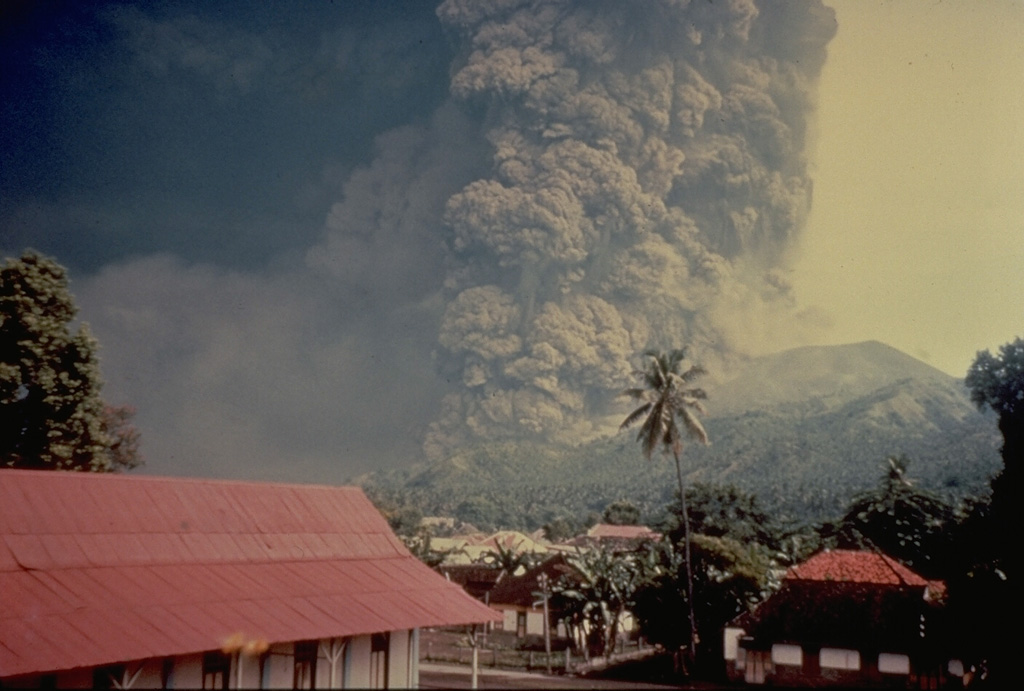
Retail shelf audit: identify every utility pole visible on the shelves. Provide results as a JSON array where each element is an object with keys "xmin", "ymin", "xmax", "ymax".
[
  {"xmin": 468, "ymin": 624, "xmax": 480, "ymax": 689},
  {"xmin": 535, "ymin": 572, "xmax": 553, "ymax": 674}
]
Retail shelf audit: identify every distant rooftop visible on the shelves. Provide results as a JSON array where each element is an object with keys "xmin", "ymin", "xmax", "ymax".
[{"xmin": 585, "ymin": 523, "xmax": 660, "ymax": 541}]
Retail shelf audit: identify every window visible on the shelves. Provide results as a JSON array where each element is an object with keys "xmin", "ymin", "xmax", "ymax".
[
  {"xmin": 820, "ymin": 647, "xmax": 861, "ymax": 670},
  {"xmin": 93, "ymin": 665, "xmax": 126, "ymax": 690},
  {"xmin": 370, "ymin": 633, "xmax": 390, "ymax": 689},
  {"xmin": 293, "ymin": 640, "xmax": 319, "ymax": 689},
  {"xmin": 516, "ymin": 611, "xmax": 527, "ymax": 638},
  {"xmin": 160, "ymin": 658, "xmax": 174, "ymax": 689},
  {"xmin": 878, "ymin": 652, "xmax": 911, "ymax": 675},
  {"xmin": 203, "ymin": 651, "xmax": 230, "ymax": 690},
  {"xmin": 771, "ymin": 643, "xmax": 803, "ymax": 666}
]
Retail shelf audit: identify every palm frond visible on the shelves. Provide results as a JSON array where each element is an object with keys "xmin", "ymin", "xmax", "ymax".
[
  {"xmin": 679, "ymin": 364, "xmax": 707, "ymax": 383},
  {"xmin": 621, "ymin": 347, "xmax": 710, "ymax": 457},
  {"xmin": 620, "ymin": 387, "xmax": 649, "ymax": 401},
  {"xmin": 678, "ymin": 407, "xmax": 709, "ymax": 446},
  {"xmin": 619, "ymin": 403, "xmax": 651, "ymax": 430}
]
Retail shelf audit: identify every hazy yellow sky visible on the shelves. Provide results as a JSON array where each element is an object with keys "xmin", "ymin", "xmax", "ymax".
[{"xmin": 792, "ymin": 0, "xmax": 1024, "ymax": 376}]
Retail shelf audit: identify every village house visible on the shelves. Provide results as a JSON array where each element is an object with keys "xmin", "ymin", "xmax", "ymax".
[
  {"xmin": 437, "ymin": 564, "xmax": 505, "ymax": 608},
  {"xmin": 724, "ymin": 549, "xmax": 960, "ymax": 688},
  {"xmin": 555, "ymin": 523, "xmax": 660, "ymax": 553},
  {"xmin": 486, "ymin": 554, "xmax": 575, "ymax": 640},
  {"xmin": 0, "ymin": 469, "xmax": 498, "ymax": 689}
]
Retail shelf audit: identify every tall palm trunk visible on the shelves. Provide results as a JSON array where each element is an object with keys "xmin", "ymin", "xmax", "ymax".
[{"xmin": 674, "ymin": 449, "xmax": 697, "ymax": 667}]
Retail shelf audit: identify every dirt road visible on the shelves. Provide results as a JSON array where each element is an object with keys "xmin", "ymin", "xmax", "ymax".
[{"xmin": 419, "ymin": 661, "xmax": 708, "ymax": 689}]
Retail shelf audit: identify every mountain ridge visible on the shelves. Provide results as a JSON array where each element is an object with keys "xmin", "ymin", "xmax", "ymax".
[{"xmin": 359, "ymin": 341, "xmax": 1001, "ymax": 528}]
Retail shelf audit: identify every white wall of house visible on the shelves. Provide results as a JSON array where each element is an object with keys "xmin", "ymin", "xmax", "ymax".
[
  {"xmin": 526, "ymin": 610, "xmax": 546, "ymax": 636},
  {"xmin": 346, "ymin": 635, "xmax": 373, "ymax": 688},
  {"xmin": 388, "ymin": 629, "xmax": 412, "ymax": 688},
  {"xmin": 264, "ymin": 642, "xmax": 294, "ymax": 689},
  {"xmin": 878, "ymin": 652, "xmax": 911, "ymax": 675},
  {"xmin": 820, "ymin": 647, "xmax": 861, "ymax": 671},
  {"xmin": 723, "ymin": 627, "xmax": 744, "ymax": 661},
  {"xmin": 1, "ymin": 630, "xmax": 422, "ymax": 689},
  {"xmin": 771, "ymin": 643, "xmax": 803, "ymax": 667}
]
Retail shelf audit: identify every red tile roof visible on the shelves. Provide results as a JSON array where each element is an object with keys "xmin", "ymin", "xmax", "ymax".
[
  {"xmin": 784, "ymin": 549, "xmax": 930, "ymax": 587},
  {"xmin": 0, "ymin": 470, "xmax": 498, "ymax": 679}
]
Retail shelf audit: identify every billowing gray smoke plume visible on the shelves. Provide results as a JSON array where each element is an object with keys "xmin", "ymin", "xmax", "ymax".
[{"xmin": 425, "ymin": 0, "xmax": 836, "ymax": 458}]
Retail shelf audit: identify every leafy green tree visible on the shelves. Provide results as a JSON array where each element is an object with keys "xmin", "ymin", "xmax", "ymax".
[
  {"xmin": 632, "ymin": 535, "xmax": 770, "ymax": 675},
  {"xmin": 402, "ymin": 531, "xmax": 455, "ymax": 568},
  {"xmin": 966, "ymin": 336, "xmax": 1023, "ymax": 533},
  {"xmin": 830, "ymin": 456, "xmax": 956, "ymax": 579},
  {"xmin": 454, "ymin": 495, "xmax": 503, "ymax": 532},
  {"xmin": 602, "ymin": 499, "xmax": 641, "ymax": 526},
  {"xmin": 382, "ymin": 503, "xmax": 424, "ymax": 538},
  {"xmin": 953, "ymin": 337, "xmax": 1024, "ymax": 685},
  {"xmin": 553, "ymin": 546, "xmax": 641, "ymax": 659},
  {"xmin": 1, "ymin": 251, "xmax": 139, "ymax": 471},
  {"xmin": 662, "ymin": 484, "xmax": 782, "ymax": 552},
  {"xmin": 620, "ymin": 348, "xmax": 709, "ymax": 664},
  {"xmin": 542, "ymin": 516, "xmax": 580, "ymax": 542},
  {"xmin": 478, "ymin": 540, "xmax": 536, "ymax": 575}
]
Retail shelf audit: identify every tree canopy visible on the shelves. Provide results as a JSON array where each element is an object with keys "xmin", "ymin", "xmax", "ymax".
[
  {"xmin": 1, "ymin": 251, "xmax": 140, "ymax": 471},
  {"xmin": 602, "ymin": 499, "xmax": 641, "ymax": 526},
  {"xmin": 828, "ymin": 456, "xmax": 955, "ymax": 580},
  {"xmin": 966, "ymin": 336, "xmax": 1023, "ymax": 526},
  {"xmin": 954, "ymin": 337, "xmax": 1023, "ymax": 685}
]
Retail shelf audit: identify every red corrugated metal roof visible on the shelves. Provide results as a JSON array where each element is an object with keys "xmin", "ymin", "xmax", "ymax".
[
  {"xmin": 783, "ymin": 549, "xmax": 929, "ymax": 586},
  {"xmin": 0, "ymin": 469, "xmax": 498, "ymax": 679}
]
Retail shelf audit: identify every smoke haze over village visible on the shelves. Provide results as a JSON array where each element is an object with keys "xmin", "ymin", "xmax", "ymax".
[{"xmin": 2, "ymin": 0, "xmax": 1022, "ymax": 482}]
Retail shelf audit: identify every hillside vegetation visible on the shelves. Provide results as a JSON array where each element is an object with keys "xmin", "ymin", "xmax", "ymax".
[{"xmin": 360, "ymin": 342, "xmax": 1001, "ymax": 530}]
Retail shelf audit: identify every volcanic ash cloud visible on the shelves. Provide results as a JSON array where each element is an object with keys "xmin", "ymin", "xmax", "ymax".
[{"xmin": 424, "ymin": 0, "xmax": 837, "ymax": 459}]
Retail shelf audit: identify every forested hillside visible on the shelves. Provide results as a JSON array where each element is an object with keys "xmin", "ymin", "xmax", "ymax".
[{"xmin": 359, "ymin": 342, "xmax": 1001, "ymax": 530}]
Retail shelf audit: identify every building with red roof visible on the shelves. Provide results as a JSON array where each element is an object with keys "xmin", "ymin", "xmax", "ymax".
[
  {"xmin": 724, "ymin": 549, "xmax": 957, "ymax": 688},
  {"xmin": 555, "ymin": 524, "xmax": 660, "ymax": 553},
  {"xmin": 0, "ymin": 469, "xmax": 498, "ymax": 689}
]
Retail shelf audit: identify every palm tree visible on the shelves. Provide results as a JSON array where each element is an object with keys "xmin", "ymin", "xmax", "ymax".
[{"xmin": 620, "ymin": 349, "xmax": 709, "ymax": 668}]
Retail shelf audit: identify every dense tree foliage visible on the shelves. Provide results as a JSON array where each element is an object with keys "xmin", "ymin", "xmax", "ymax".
[
  {"xmin": 553, "ymin": 546, "xmax": 642, "ymax": 659},
  {"xmin": 965, "ymin": 336, "xmax": 1023, "ymax": 533},
  {"xmin": 952, "ymin": 337, "xmax": 1024, "ymax": 686},
  {"xmin": 478, "ymin": 540, "xmax": 537, "ymax": 575},
  {"xmin": 1, "ymin": 251, "xmax": 140, "ymax": 471},
  {"xmin": 826, "ymin": 456, "xmax": 956, "ymax": 579},
  {"xmin": 602, "ymin": 499, "xmax": 641, "ymax": 525},
  {"xmin": 632, "ymin": 535, "xmax": 771, "ymax": 674},
  {"xmin": 661, "ymin": 484, "xmax": 782, "ymax": 552}
]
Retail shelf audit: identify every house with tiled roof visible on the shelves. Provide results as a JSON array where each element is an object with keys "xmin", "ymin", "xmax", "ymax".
[
  {"xmin": 724, "ymin": 549, "xmax": 958, "ymax": 688},
  {"xmin": 0, "ymin": 469, "xmax": 498, "ymax": 689},
  {"xmin": 487, "ymin": 554, "xmax": 578, "ymax": 640},
  {"xmin": 437, "ymin": 563, "xmax": 505, "ymax": 603}
]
